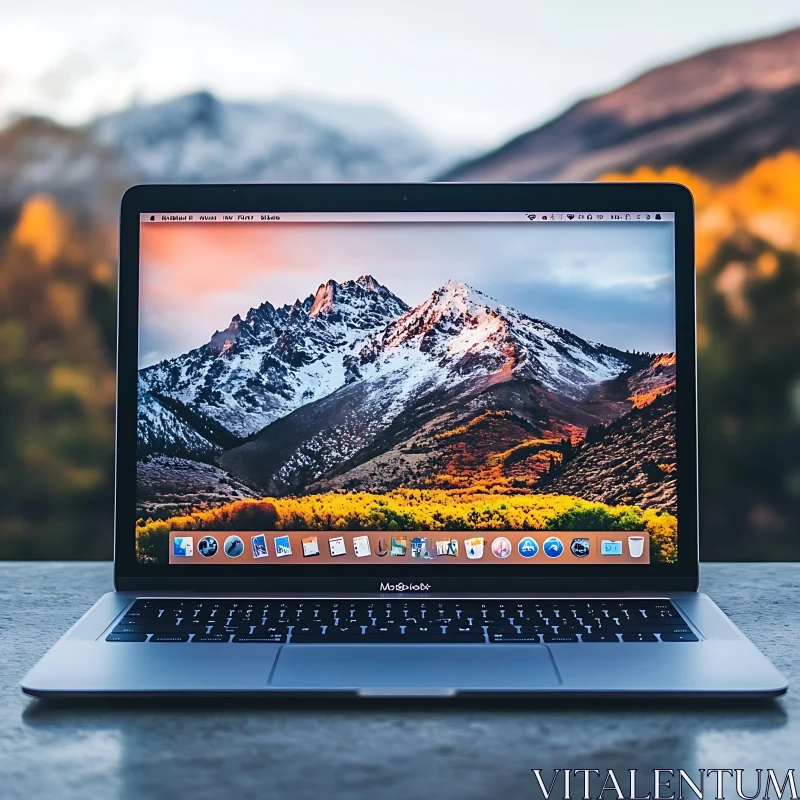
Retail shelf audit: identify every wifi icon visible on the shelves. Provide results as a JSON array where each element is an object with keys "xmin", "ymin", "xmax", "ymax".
[{"xmin": 566, "ymin": 214, "xmax": 575, "ymax": 220}]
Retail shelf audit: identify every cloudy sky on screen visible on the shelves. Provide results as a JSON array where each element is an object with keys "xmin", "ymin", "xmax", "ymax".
[{"xmin": 138, "ymin": 221, "xmax": 675, "ymax": 367}]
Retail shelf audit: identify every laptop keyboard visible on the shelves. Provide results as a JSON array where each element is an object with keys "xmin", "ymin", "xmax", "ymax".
[{"xmin": 105, "ymin": 599, "xmax": 698, "ymax": 643}]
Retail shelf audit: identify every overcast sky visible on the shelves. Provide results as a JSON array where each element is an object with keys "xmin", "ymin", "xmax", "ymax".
[
  {"xmin": 138, "ymin": 221, "xmax": 675, "ymax": 367},
  {"xmin": 1, "ymin": 1, "xmax": 798, "ymax": 146}
]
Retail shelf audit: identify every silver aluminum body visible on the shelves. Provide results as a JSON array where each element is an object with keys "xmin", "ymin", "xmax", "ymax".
[{"xmin": 22, "ymin": 590, "xmax": 787, "ymax": 698}]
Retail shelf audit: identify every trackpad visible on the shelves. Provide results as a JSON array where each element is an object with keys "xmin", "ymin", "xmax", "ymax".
[{"xmin": 270, "ymin": 644, "xmax": 559, "ymax": 692}]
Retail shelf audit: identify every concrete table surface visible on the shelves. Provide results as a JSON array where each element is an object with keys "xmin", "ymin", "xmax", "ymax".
[{"xmin": 0, "ymin": 562, "xmax": 797, "ymax": 800}]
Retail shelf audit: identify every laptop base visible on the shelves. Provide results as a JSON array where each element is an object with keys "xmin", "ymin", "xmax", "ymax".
[{"xmin": 21, "ymin": 591, "xmax": 787, "ymax": 698}]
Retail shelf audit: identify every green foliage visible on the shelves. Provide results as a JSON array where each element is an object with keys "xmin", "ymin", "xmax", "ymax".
[
  {"xmin": 136, "ymin": 521, "xmax": 169, "ymax": 563},
  {"xmin": 0, "ymin": 198, "xmax": 116, "ymax": 558},
  {"xmin": 544, "ymin": 504, "xmax": 643, "ymax": 532},
  {"xmin": 697, "ymin": 237, "xmax": 800, "ymax": 558}
]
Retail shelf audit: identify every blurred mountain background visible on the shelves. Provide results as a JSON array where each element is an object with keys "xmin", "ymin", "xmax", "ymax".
[
  {"xmin": 1, "ymin": 21, "xmax": 799, "ymax": 559},
  {"xmin": 0, "ymin": 92, "xmax": 456, "ymax": 220}
]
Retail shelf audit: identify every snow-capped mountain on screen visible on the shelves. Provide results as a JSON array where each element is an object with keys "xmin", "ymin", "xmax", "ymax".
[
  {"xmin": 350, "ymin": 280, "xmax": 632, "ymax": 400},
  {"xmin": 216, "ymin": 280, "xmax": 646, "ymax": 493},
  {"xmin": 138, "ymin": 276, "xmax": 646, "ymax": 489},
  {"xmin": 137, "ymin": 381, "xmax": 218, "ymax": 460},
  {"xmin": 138, "ymin": 276, "xmax": 410, "ymax": 442}
]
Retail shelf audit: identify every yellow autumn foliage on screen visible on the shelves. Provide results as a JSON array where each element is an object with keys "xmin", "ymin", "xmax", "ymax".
[{"xmin": 136, "ymin": 491, "xmax": 678, "ymax": 563}]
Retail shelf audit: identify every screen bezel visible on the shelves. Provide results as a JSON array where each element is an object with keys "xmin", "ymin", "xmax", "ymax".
[{"xmin": 116, "ymin": 182, "xmax": 697, "ymax": 592}]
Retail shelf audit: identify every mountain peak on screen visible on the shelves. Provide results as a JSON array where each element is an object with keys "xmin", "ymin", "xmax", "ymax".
[
  {"xmin": 138, "ymin": 275, "xmax": 644, "ymax": 458},
  {"xmin": 308, "ymin": 275, "xmax": 409, "ymax": 321}
]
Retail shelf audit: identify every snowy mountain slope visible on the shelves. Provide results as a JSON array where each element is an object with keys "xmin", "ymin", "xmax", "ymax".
[
  {"xmin": 90, "ymin": 90, "xmax": 450, "ymax": 184},
  {"xmin": 139, "ymin": 276, "xmax": 409, "ymax": 440},
  {"xmin": 216, "ymin": 280, "xmax": 641, "ymax": 493},
  {"xmin": 303, "ymin": 353, "xmax": 673, "ymax": 499},
  {"xmin": 309, "ymin": 373, "xmax": 628, "ymax": 497},
  {"xmin": 219, "ymin": 372, "xmax": 418, "ymax": 494},
  {"xmin": 349, "ymin": 280, "xmax": 633, "ymax": 402},
  {"xmin": 274, "ymin": 94, "xmax": 435, "ymax": 151},
  {"xmin": 0, "ymin": 91, "xmax": 459, "ymax": 216},
  {"xmin": 137, "ymin": 385, "xmax": 219, "ymax": 460}
]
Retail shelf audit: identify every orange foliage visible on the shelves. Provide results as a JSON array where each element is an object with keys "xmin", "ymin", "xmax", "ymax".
[
  {"xmin": 601, "ymin": 152, "xmax": 800, "ymax": 270},
  {"xmin": 12, "ymin": 194, "xmax": 69, "ymax": 267},
  {"xmin": 630, "ymin": 386, "xmax": 674, "ymax": 410},
  {"xmin": 431, "ymin": 411, "xmax": 574, "ymax": 490}
]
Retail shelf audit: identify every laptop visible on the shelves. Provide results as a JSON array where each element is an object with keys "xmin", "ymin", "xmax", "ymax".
[{"xmin": 22, "ymin": 183, "xmax": 787, "ymax": 698}]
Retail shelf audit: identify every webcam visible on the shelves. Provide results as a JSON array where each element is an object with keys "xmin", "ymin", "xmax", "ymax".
[{"xmin": 402, "ymin": 195, "xmax": 408, "ymax": 201}]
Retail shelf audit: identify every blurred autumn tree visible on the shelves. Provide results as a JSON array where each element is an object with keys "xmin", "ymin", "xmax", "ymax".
[
  {"xmin": 0, "ymin": 196, "xmax": 117, "ymax": 558},
  {"xmin": 606, "ymin": 154, "xmax": 800, "ymax": 559}
]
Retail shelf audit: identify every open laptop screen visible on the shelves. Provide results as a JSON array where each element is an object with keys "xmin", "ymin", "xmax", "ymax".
[{"xmin": 135, "ymin": 212, "xmax": 676, "ymax": 567}]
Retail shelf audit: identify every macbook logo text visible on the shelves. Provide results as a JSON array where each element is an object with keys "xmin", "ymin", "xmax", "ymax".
[{"xmin": 380, "ymin": 582, "xmax": 431, "ymax": 592}]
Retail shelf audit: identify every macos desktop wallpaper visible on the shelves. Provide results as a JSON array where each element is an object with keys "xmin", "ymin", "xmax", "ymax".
[{"xmin": 134, "ymin": 221, "xmax": 677, "ymax": 565}]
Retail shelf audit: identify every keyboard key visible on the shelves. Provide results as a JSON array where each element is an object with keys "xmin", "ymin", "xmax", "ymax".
[
  {"xmin": 175, "ymin": 622, "xmax": 208, "ymax": 633},
  {"xmin": 129, "ymin": 623, "xmax": 187, "ymax": 634},
  {"xmin": 120, "ymin": 604, "xmax": 158, "ymax": 618},
  {"xmin": 149, "ymin": 634, "xmax": 190, "ymax": 642},
  {"xmin": 193, "ymin": 635, "xmax": 229, "ymax": 642},
  {"xmin": 363, "ymin": 627, "xmax": 404, "ymax": 640},
  {"xmin": 486, "ymin": 625, "xmax": 521, "ymax": 635},
  {"xmin": 106, "ymin": 633, "xmax": 148, "ymax": 642},
  {"xmin": 557, "ymin": 624, "xmax": 590, "ymax": 635},
  {"xmin": 615, "ymin": 624, "xmax": 668, "ymax": 633},
  {"xmin": 327, "ymin": 625, "xmax": 364, "ymax": 636},
  {"xmin": 660, "ymin": 632, "xmax": 699, "ymax": 642},
  {"xmin": 543, "ymin": 634, "xmax": 579, "ymax": 643},
  {"xmin": 516, "ymin": 625, "xmax": 556, "ymax": 636},
  {"xmin": 291, "ymin": 627, "xmax": 365, "ymax": 643},
  {"xmin": 250, "ymin": 625, "xmax": 291, "ymax": 636},
  {"xmin": 232, "ymin": 634, "xmax": 287, "ymax": 643},
  {"xmin": 403, "ymin": 625, "xmax": 444, "ymax": 635},
  {"xmin": 367, "ymin": 618, "xmax": 402, "ymax": 627},
  {"xmin": 489, "ymin": 634, "xmax": 540, "ymax": 643},
  {"xmin": 581, "ymin": 634, "xmax": 619, "ymax": 642},
  {"xmin": 112, "ymin": 625, "xmax": 148, "ymax": 635},
  {"xmin": 622, "ymin": 633, "xmax": 659, "ymax": 642}
]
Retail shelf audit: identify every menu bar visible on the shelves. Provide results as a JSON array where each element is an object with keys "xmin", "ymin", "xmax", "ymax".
[{"xmin": 141, "ymin": 211, "xmax": 674, "ymax": 224}]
